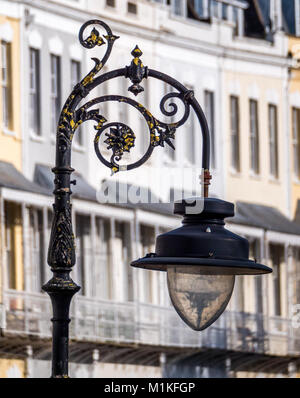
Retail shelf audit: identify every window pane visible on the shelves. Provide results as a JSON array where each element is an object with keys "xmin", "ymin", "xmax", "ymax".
[
  {"xmin": 94, "ymin": 217, "xmax": 111, "ymax": 299},
  {"xmin": 28, "ymin": 208, "xmax": 44, "ymax": 291},
  {"xmin": 193, "ymin": 0, "xmax": 204, "ymax": 15},
  {"xmin": 270, "ymin": 244, "xmax": 284, "ymax": 316},
  {"xmin": 4, "ymin": 202, "xmax": 22, "ymax": 290},
  {"xmin": 204, "ymin": 90, "xmax": 215, "ymax": 169},
  {"xmin": 29, "ymin": 49, "xmax": 41, "ymax": 135},
  {"xmin": 140, "ymin": 225, "xmax": 155, "ymax": 303},
  {"xmin": 50, "ymin": 55, "xmax": 61, "ymax": 135},
  {"xmin": 115, "ymin": 221, "xmax": 133, "ymax": 301},
  {"xmin": 185, "ymin": 85, "xmax": 195, "ymax": 164},
  {"xmin": 75, "ymin": 214, "xmax": 92, "ymax": 296},
  {"xmin": 233, "ymin": 7, "xmax": 239, "ymax": 35},
  {"xmin": 249, "ymin": 99, "xmax": 259, "ymax": 174},
  {"xmin": 172, "ymin": 0, "xmax": 183, "ymax": 16},
  {"xmin": 1, "ymin": 41, "xmax": 12, "ymax": 129},
  {"xmin": 106, "ymin": 0, "xmax": 115, "ymax": 6},
  {"xmin": 128, "ymin": 2, "xmax": 137, "ymax": 14},
  {"xmin": 292, "ymin": 108, "xmax": 300, "ymax": 179},
  {"xmin": 268, "ymin": 104, "xmax": 278, "ymax": 178},
  {"xmin": 211, "ymin": 0, "xmax": 219, "ymax": 18},
  {"xmin": 71, "ymin": 60, "xmax": 83, "ymax": 145},
  {"xmin": 230, "ymin": 96, "xmax": 240, "ymax": 171},
  {"xmin": 249, "ymin": 239, "xmax": 263, "ymax": 314},
  {"xmin": 282, "ymin": 0, "xmax": 296, "ymax": 35},
  {"xmin": 222, "ymin": 3, "xmax": 228, "ymax": 20}
]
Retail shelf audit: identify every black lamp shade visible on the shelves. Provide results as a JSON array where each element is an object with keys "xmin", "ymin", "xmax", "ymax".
[{"xmin": 131, "ymin": 198, "xmax": 272, "ymax": 275}]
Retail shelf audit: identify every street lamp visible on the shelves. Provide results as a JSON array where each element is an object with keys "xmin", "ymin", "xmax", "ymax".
[
  {"xmin": 43, "ymin": 19, "xmax": 272, "ymax": 378},
  {"xmin": 131, "ymin": 198, "xmax": 271, "ymax": 331}
]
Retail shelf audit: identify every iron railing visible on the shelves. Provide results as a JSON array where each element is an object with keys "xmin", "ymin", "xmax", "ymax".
[{"xmin": 2, "ymin": 289, "xmax": 300, "ymax": 356}]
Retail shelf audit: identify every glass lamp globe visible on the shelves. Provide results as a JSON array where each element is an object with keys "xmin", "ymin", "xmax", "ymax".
[
  {"xmin": 131, "ymin": 198, "xmax": 272, "ymax": 331},
  {"xmin": 167, "ymin": 266, "xmax": 235, "ymax": 331}
]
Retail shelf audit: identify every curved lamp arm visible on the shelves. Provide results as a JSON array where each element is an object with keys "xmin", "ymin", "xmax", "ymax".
[{"xmin": 42, "ymin": 19, "xmax": 211, "ymax": 378}]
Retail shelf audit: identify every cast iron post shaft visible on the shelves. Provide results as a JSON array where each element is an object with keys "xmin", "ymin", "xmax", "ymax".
[{"xmin": 42, "ymin": 131, "xmax": 80, "ymax": 378}]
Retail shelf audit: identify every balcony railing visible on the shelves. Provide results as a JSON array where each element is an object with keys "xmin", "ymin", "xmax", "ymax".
[{"xmin": 2, "ymin": 289, "xmax": 300, "ymax": 356}]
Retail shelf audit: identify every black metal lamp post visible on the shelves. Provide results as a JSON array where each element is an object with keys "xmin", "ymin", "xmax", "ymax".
[{"xmin": 42, "ymin": 19, "xmax": 272, "ymax": 378}]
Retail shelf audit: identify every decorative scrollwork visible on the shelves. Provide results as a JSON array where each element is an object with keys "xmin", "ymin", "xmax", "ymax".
[
  {"xmin": 94, "ymin": 123, "xmax": 136, "ymax": 173},
  {"xmin": 54, "ymin": 19, "xmax": 202, "ymax": 176},
  {"xmin": 79, "ymin": 19, "xmax": 120, "ymax": 50},
  {"xmin": 76, "ymin": 91, "xmax": 190, "ymax": 173}
]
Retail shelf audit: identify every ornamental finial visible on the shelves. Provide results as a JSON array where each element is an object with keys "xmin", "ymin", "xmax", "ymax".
[{"xmin": 126, "ymin": 45, "xmax": 148, "ymax": 96}]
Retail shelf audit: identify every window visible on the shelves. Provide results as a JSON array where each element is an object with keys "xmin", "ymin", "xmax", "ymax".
[
  {"xmin": 50, "ymin": 55, "xmax": 61, "ymax": 135},
  {"xmin": 292, "ymin": 108, "xmax": 300, "ymax": 179},
  {"xmin": 230, "ymin": 96, "xmax": 240, "ymax": 172},
  {"xmin": 128, "ymin": 2, "xmax": 137, "ymax": 14},
  {"xmin": 75, "ymin": 214, "xmax": 92, "ymax": 296},
  {"xmin": 106, "ymin": 0, "xmax": 115, "ymax": 7},
  {"xmin": 115, "ymin": 221, "xmax": 133, "ymax": 301},
  {"xmin": 233, "ymin": 6, "xmax": 239, "ymax": 36},
  {"xmin": 29, "ymin": 49, "xmax": 40, "ymax": 135},
  {"xmin": 249, "ymin": 239, "xmax": 263, "ymax": 314},
  {"xmin": 211, "ymin": 0, "xmax": 219, "ymax": 18},
  {"xmin": 268, "ymin": 104, "xmax": 278, "ymax": 178},
  {"xmin": 119, "ymin": 78, "xmax": 128, "ymax": 124},
  {"xmin": 71, "ymin": 60, "xmax": 83, "ymax": 146},
  {"xmin": 295, "ymin": 247, "xmax": 300, "ymax": 305},
  {"xmin": 204, "ymin": 90, "xmax": 215, "ymax": 168},
  {"xmin": 185, "ymin": 85, "xmax": 196, "ymax": 164},
  {"xmin": 28, "ymin": 208, "xmax": 45, "ymax": 291},
  {"xmin": 188, "ymin": 0, "xmax": 209, "ymax": 19},
  {"xmin": 172, "ymin": 0, "xmax": 185, "ymax": 16},
  {"xmin": 4, "ymin": 202, "xmax": 21, "ymax": 290},
  {"xmin": 249, "ymin": 99, "xmax": 259, "ymax": 174},
  {"xmin": 235, "ymin": 277, "xmax": 244, "ymax": 312},
  {"xmin": 222, "ymin": 3, "xmax": 228, "ymax": 20},
  {"xmin": 282, "ymin": 0, "xmax": 297, "ymax": 35},
  {"xmin": 194, "ymin": 0, "xmax": 204, "ymax": 16},
  {"xmin": 270, "ymin": 244, "xmax": 284, "ymax": 316},
  {"xmin": 94, "ymin": 217, "xmax": 111, "ymax": 299},
  {"xmin": 140, "ymin": 225, "xmax": 156, "ymax": 303},
  {"xmin": 1, "ymin": 41, "xmax": 12, "ymax": 129}
]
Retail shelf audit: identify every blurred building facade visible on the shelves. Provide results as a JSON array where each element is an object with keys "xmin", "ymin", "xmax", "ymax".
[{"xmin": 0, "ymin": 0, "xmax": 300, "ymax": 378}]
